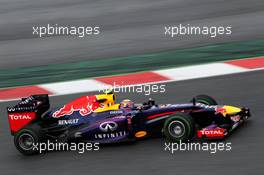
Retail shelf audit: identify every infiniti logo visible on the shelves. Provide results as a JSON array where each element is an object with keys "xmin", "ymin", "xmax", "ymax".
[{"xmin": 99, "ymin": 121, "xmax": 118, "ymax": 132}]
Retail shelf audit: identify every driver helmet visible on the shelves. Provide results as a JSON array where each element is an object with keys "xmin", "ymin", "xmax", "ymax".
[{"xmin": 120, "ymin": 99, "xmax": 134, "ymax": 109}]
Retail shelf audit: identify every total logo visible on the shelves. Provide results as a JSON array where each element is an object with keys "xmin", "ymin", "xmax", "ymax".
[
  {"xmin": 9, "ymin": 114, "xmax": 32, "ymax": 120},
  {"xmin": 198, "ymin": 128, "xmax": 225, "ymax": 138},
  {"xmin": 99, "ymin": 121, "xmax": 118, "ymax": 132},
  {"xmin": 201, "ymin": 130, "xmax": 224, "ymax": 135}
]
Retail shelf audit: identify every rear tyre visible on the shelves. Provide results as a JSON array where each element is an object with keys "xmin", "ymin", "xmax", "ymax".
[
  {"xmin": 163, "ymin": 113, "xmax": 195, "ymax": 142},
  {"xmin": 14, "ymin": 124, "xmax": 43, "ymax": 155},
  {"xmin": 193, "ymin": 95, "xmax": 217, "ymax": 105}
]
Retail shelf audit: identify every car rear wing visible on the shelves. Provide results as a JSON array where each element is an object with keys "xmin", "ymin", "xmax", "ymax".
[{"xmin": 7, "ymin": 94, "xmax": 50, "ymax": 135}]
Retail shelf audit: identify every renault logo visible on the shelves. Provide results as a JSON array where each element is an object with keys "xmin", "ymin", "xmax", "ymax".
[{"xmin": 99, "ymin": 121, "xmax": 118, "ymax": 132}]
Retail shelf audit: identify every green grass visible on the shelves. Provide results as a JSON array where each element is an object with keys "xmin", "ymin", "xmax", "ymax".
[{"xmin": 1, "ymin": 39, "xmax": 264, "ymax": 88}]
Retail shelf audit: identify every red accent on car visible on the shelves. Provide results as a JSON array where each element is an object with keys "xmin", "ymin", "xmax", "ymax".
[
  {"xmin": 147, "ymin": 112, "xmax": 175, "ymax": 120},
  {"xmin": 197, "ymin": 128, "xmax": 225, "ymax": 138},
  {"xmin": 8, "ymin": 112, "xmax": 36, "ymax": 133},
  {"xmin": 52, "ymin": 95, "xmax": 100, "ymax": 118},
  {"xmin": 215, "ymin": 107, "xmax": 227, "ymax": 114}
]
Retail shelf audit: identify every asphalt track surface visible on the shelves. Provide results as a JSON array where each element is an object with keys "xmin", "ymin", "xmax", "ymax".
[
  {"xmin": 0, "ymin": 70, "xmax": 263, "ymax": 175},
  {"xmin": 1, "ymin": 0, "xmax": 264, "ymax": 69}
]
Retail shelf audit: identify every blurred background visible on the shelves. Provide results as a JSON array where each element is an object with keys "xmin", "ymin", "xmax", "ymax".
[{"xmin": 0, "ymin": 0, "xmax": 264, "ymax": 88}]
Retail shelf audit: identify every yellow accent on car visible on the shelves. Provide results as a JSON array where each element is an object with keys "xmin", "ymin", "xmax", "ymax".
[
  {"xmin": 93, "ymin": 93, "xmax": 120, "ymax": 112},
  {"xmin": 96, "ymin": 93, "xmax": 115, "ymax": 105},
  {"xmin": 222, "ymin": 105, "xmax": 242, "ymax": 116},
  {"xmin": 95, "ymin": 104, "xmax": 120, "ymax": 112},
  {"xmin": 135, "ymin": 131, "xmax": 147, "ymax": 138}
]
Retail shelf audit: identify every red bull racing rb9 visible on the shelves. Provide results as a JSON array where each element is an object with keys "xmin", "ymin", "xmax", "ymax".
[{"xmin": 6, "ymin": 91, "xmax": 251, "ymax": 155}]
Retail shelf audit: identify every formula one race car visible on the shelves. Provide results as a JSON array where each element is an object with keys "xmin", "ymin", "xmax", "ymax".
[{"xmin": 7, "ymin": 91, "xmax": 250, "ymax": 155}]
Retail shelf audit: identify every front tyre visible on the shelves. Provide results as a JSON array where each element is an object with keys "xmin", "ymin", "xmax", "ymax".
[
  {"xmin": 14, "ymin": 124, "xmax": 42, "ymax": 155},
  {"xmin": 193, "ymin": 94, "xmax": 218, "ymax": 105},
  {"xmin": 163, "ymin": 113, "xmax": 194, "ymax": 142}
]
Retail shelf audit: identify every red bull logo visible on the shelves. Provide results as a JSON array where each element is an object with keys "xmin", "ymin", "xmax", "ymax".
[
  {"xmin": 215, "ymin": 107, "xmax": 227, "ymax": 115},
  {"xmin": 52, "ymin": 96, "xmax": 100, "ymax": 118}
]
